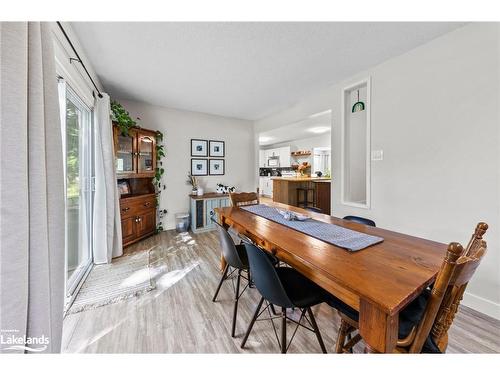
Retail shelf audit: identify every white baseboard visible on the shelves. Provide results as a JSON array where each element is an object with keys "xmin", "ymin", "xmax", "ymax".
[{"xmin": 462, "ymin": 292, "xmax": 500, "ymax": 320}]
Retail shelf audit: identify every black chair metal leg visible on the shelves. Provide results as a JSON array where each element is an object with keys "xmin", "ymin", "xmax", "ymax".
[
  {"xmin": 270, "ymin": 304, "xmax": 278, "ymax": 315},
  {"xmin": 306, "ymin": 307, "xmax": 327, "ymax": 353},
  {"xmin": 241, "ymin": 297, "xmax": 265, "ymax": 348},
  {"xmin": 212, "ymin": 264, "xmax": 229, "ymax": 302},
  {"xmin": 281, "ymin": 307, "xmax": 287, "ymax": 354},
  {"xmin": 231, "ymin": 269, "xmax": 242, "ymax": 337}
]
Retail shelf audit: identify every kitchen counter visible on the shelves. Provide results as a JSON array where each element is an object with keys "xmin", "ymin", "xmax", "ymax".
[
  {"xmin": 271, "ymin": 176, "xmax": 331, "ymax": 182},
  {"xmin": 272, "ymin": 177, "xmax": 331, "ymax": 214}
]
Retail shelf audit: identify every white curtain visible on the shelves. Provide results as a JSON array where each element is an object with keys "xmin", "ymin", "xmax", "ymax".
[
  {"xmin": 93, "ymin": 93, "xmax": 123, "ymax": 263},
  {"xmin": 0, "ymin": 22, "xmax": 65, "ymax": 353}
]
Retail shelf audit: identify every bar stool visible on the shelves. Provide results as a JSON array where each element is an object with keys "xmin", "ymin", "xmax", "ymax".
[{"xmin": 296, "ymin": 187, "xmax": 315, "ymax": 208}]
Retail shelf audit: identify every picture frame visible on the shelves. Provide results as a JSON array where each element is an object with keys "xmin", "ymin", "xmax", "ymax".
[
  {"xmin": 209, "ymin": 140, "xmax": 225, "ymax": 157},
  {"xmin": 191, "ymin": 158, "xmax": 208, "ymax": 176},
  {"xmin": 191, "ymin": 139, "xmax": 208, "ymax": 157},
  {"xmin": 117, "ymin": 180, "xmax": 131, "ymax": 196},
  {"xmin": 209, "ymin": 159, "xmax": 225, "ymax": 175}
]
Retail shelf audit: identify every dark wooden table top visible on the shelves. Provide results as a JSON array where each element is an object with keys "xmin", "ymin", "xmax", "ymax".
[{"xmin": 216, "ymin": 202, "xmax": 447, "ymax": 315}]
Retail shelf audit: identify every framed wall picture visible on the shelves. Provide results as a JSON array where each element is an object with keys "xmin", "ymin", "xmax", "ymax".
[
  {"xmin": 191, "ymin": 139, "xmax": 208, "ymax": 157},
  {"xmin": 117, "ymin": 180, "xmax": 130, "ymax": 196},
  {"xmin": 209, "ymin": 140, "xmax": 225, "ymax": 157},
  {"xmin": 209, "ymin": 159, "xmax": 225, "ymax": 175},
  {"xmin": 191, "ymin": 158, "xmax": 208, "ymax": 176}
]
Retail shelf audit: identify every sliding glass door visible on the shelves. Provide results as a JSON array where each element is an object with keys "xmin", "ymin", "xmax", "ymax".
[{"xmin": 60, "ymin": 83, "xmax": 94, "ymax": 303}]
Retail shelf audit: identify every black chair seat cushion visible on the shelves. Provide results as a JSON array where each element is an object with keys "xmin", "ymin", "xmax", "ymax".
[
  {"xmin": 276, "ymin": 267, "xmax": 326, "ymax": 308},
  {"xmin": 326, "ymin": 289, "xmax": 441, "ymax": 353}
]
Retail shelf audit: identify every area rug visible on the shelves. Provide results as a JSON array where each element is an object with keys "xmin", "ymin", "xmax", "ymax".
[{"xmin": 67, "ymin": 250, "xmax": 156, "ymax": 314}]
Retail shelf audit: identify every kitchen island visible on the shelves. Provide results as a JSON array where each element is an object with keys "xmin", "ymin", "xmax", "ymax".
[{"xmin": 272, "ymin": 177, "xmax": 331, "ymax": 214}]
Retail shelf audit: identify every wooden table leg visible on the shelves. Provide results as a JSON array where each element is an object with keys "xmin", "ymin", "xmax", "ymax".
[
  {"xmin": 359, "ymin": 299, "xmax": 398, "ymax": 353},
  {"xmin": 219, "ymin": 215, "xmax": 228, "ymax": 272}
]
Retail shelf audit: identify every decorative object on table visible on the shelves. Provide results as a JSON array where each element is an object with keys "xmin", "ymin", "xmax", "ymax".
[
  {"xmin": 352, "ymin": 89, "xmax": 365, "ymax": 113},
  {"xmin": 197, "ymin": 186, "xmax": 205, "ymax": 196},
  {"xmin": 117, "ymin": 180, "xmax": 131, "ymax": 195},
  {"xmin": 209, "ymin": 159, "xmax": 225, "ymax": 175},
  {"xmin": 216, "ymin": 183, "xmax": 235, "ymax": 194},
  {"xmin": 298, "ymin": 162, "xmax": 311, "ymax": 176},
  {"xmin": 186, "ymin": 172, "xmax": 199, "ymax": 194},
  {"xmin": 191, "ymin": 139, "xmax": 208, "ymax": 157},
  {"xmin": 191, "ymin": 158, "xmax": 208, "ymax": 176},
  {"xmin": 209, "ymin": 140, "xmax": 225, "ymax": 157},
  {"xmin": 111, "ymin": 100, "xmax": 136, "ymax": 135},
  {"xmin": 277, "ymin": 209, "xmax": 310, "ymax": 221},
  {"xmin": 315, "ymin": 171, "xmax": 323, "ymax": 177}
]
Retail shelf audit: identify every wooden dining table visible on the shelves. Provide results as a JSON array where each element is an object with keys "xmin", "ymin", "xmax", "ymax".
[{"xmin": 215, "ymin": 202, "xmax": 448, "ymax": 353}]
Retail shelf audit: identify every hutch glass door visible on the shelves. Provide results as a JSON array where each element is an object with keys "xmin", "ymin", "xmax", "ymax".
[
  {"xmin": 137, "ymin": 132, "xmax": 155, "ymax": 173},
  {"xmin": 116, "ymin": 131, "xmax": 136, "ymax": 174}
]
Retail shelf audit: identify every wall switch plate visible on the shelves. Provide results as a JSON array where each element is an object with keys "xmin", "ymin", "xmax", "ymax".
[{"xmin": 371, "ymin": 150, "xmax": 384, "ymax": 161}]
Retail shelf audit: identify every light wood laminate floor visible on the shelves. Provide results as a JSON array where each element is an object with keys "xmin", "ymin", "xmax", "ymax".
[{"xmin": 62, "ymin": 230, "xmax": 500, "ymax": 353}]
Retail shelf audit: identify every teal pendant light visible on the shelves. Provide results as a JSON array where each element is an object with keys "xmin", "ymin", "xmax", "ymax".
[{"xmin": 352, "ymin": 89, "xmax": 365, "ymax": 113}]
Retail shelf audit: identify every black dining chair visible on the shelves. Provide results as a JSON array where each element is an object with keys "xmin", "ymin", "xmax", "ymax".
[
  {"xmin": 211, "ymin": 220, "xmax": 252, "ymax": 337},
  {"xmin": 305, "ymin": 206, "xmax": 322, "ymax": 213},
  {"xmin": 343, "ymin": 215, "xmax": 376, "ymax": 227},
  {"xmin": 240, "ymin": 243, "xmax": 328, "ymax": 353}
]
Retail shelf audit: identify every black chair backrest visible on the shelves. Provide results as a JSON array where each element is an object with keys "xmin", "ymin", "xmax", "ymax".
[
  {"xmin": 244, "ymin": 243, "xmax": 294, "ymax": 308},
  {"xmin": 305, "ymin": 207, "xmax": 322, "ymax": 213},
  {"xmin": 213, "ymin": 220, "xmax": 246, "ymax": 269},
  {"xmin": 343, "ymin": 215, "xmax": 376, "ymax": 227}
]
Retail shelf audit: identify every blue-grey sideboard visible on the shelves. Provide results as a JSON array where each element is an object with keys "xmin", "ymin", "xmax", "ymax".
[{"xmin": 190, "ymin": 193, "xmax": 230, "ymax": 233}]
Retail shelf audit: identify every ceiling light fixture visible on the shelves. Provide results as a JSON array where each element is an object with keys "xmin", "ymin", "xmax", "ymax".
[
  {"xmin": 308, "ymin": 126, "xmax": 330, "ymax": 134},
  {"xmin": 259, "ymin": 136, "xmax": 274, "ymax": 143}
]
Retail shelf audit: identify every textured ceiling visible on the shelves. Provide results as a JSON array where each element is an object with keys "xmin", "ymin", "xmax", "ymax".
[{"xmin": 71, "ymin": 22, "xmax": 465, "ymax": 120}]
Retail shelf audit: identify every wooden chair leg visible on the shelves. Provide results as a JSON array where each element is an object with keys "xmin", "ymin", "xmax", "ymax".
[
  {"xmin": 212, "ymin": 264, "xmax": 229, "ymax": 302},
  {"xmin": 307, "ymin": 307, "xmax": 327, "ymax": 353},
  {"xmin": 231, "ymin": 269, "xmax": 242, "ymax": 337},
  {"xmin": 281, "ymin": 307, "xmax": 287, "ymax": 354},
  {"xmin": 335, "ymin": 319, "xmax": 350, "ymax": 353},
  {"xmin": 346, "ymin": 332, "xmax": 353, "ymax": 353}
]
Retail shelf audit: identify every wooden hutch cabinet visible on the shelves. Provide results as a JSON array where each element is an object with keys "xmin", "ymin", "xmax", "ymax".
[
  {"xmin": 113, "ymin": 124, "xmax": 158, "ymax": 247},
  {"xmin": 114, "ymin": 126, "xmax": 157, "ymax": 178}
]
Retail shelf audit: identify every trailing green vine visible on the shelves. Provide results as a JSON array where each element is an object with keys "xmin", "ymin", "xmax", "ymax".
[
  {"xmin": 111, "ymin": 100, "xmax": 136, "ymax": 135},
  {"xmin": 155, "ymin": 130, "xmax": 166, "ymax": 233}
]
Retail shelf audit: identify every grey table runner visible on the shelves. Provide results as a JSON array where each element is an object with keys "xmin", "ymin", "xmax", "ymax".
[{"xmin": 240, "ymin": 204, "xmax": 383, "ymax": 251}]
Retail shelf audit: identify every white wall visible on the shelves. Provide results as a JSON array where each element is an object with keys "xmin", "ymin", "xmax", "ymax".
[
  {"xmin": 119, "ymin": 99, "xmax": 255, "ymax": 230},
  {"xmin": 254, "ymin": 23, "xmax": 500, "ymax": 319}
]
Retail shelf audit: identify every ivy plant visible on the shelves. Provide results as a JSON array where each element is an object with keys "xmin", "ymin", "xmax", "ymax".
[
  {"xmin": 110, "ymin": 100, "xmax": 136, "ymax": 135},
  {"xmin": 154, "ymin": 130, "xmax": 166, "ymax": 233}
]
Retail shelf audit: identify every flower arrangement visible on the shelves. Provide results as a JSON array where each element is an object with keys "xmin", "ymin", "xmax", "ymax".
[
  {"xmin": 298, "ymin": 162, "xmax": 311, "ymax": 176},
  {"xmin": 186, "ymin": 172, "xmax": 199, "ymax": 192}
]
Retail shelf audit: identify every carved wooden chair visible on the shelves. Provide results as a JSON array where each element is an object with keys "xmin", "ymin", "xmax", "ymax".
[
  {"xmin": 331, "ymin": 222, "xmax": 488, "ymax": 353},
  {"xmin": 230, "ymin": 192, "xmax": 259, "ymax": 207}
]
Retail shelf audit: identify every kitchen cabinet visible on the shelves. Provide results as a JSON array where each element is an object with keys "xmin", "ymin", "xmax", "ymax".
[
  {"xmin": 259, "ymin": 176, "xmax": 273, "ymax": 197},
  {"xmin": 278, "ymin": 146, "xmax": 291, "ymax": 167},
  {"xmin": 260, "ymin": 147, "xmax": 291, "ymax": 168},
  {"xmin": 259, "ymin": 149, "xmax": 266, "ymax": 167}
]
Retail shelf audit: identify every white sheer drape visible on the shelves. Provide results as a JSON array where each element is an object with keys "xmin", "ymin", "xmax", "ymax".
[
  {"xmin": 0, "ymin": 22, "xmax": 65, "ymax": 353},
  {"xmin": 93, "ymin": 93, "xmax": 123, "ymax": 263}
]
